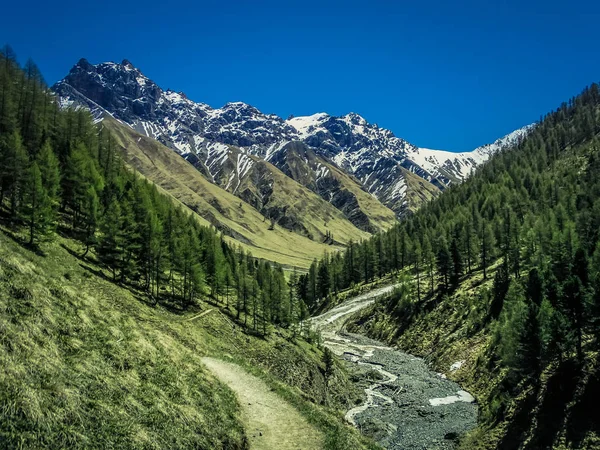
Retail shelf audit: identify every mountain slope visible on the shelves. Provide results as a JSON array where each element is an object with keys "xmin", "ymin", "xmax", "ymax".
[
  {"xmin": 408, "ymin": 125, "xmax": 534, "ymax": 184},
  {"xmin": 104, "ymin": 116, "xmax": 362, "ymax": 268},
  {"xmin": 341, "ymin": 84, "xmax": 600, "ymax": 449},
  {"xmin": 0, "ymin": 47, "xmax": 380, "ymax": 450},
  {"xmin": 0, "ymin": 228, "xmax": 379, "ymax": 450},
  {"xmin": 267, "ymin": 141, "xmax": 397, "ymax": 233},
  {"xmin": 286, "ymin": 112, "xmax": 532, "ymax": 213},
  {"xmin": 53, "ymin": 59, "xmax": 532, "ymax": 219}
]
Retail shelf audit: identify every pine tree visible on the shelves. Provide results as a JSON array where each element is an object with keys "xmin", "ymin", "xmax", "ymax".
[
  {"xmin": 0, "ymin": 130, "xmax": 29, "ymax": 218},
  {"xmin": 490, "ymin": 260, "xmax": 510, "ymax": 319},
  {"xmin": 450, "ymin": 237, "xmax": 463, "ymax": 290},
  {"xmin": 481, "ymin": 223, "xmax": 495, "ymax": 279},
  {"xmin": 464, "ymin": 220, "xmax": 478, "ymax": 274},
  {"xmin": 436, "ymin": 236, "xmax": 451, "ymax": 292},
  {"xmin": 97, "ymin": 198, "xmax": 123, "ymax": 280},
  {"xmin": 36, "ymin": 141, "xmax": 60, "ymax": 218},
  {"xmin": 307, "ymin": 259, "xmax": 318, "ymax": 309},
  {"xmin": 63, "ymin": 141, "xmax": 103, "ymax": 228},
  {"xmin": 495, "ymin": 281, "xmax": 540, "ymax": 380},
  {"xmin": 322, "ymin": 347, "xmax": 335, "ymax": 388},
  {"xmin": 148, "ymin": 210, "xmax": 164, "ymax": 299},
  {"xmin": 422, "ymin": 235, "xmax": 435, "ymax": 296},
  {"xmin": 21, "ymin": 162, "xmax": 53, "ymax": 245},
  {"xmin": 81, "ymin": 186, "xmax": 99, "ymax": 257},
  {"xmin": 588, "ymin": 242, "xmax": 600, "ymax": 349},
  {"xmin": 413, "ymin": 241, "xmax": 422, "ymax": 302},
  {"xmin": 525, "ymin": 268, "xmax": 544, "ymax": 306},
  {"xmin": 563, "ymin": 248, "xmax": 589, "ymax": 363},
  {"xmin": 0, "ymin": 46, "xmax": 18, "ymax": 134},
  {"xmin": 317, "ymin": 257, "xmax": 331, "ymax": 300}
]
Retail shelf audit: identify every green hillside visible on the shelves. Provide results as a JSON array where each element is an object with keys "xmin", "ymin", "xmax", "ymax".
[
  {"xmin": 0, "ymin": 227, "xmax": 379, "ymax": 449},
  {"xmin": 267, "ymin": 141, "xmax": 398, "ymax": 233},
  {"xmin": 0, "ymin": 48, "xmax": 377, "ymax": 450},
  {"xmin": 105, "ymin": 116, "xmax": 369, "ymax": 268},
  {"xmin": 333, "ymin": 84, "xmax": 600, "ymax": 449}
]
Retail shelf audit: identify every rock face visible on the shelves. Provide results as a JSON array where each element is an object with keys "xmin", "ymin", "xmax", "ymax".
[
  {"xmin": 268, "ymin": 141, "xmax": 379, "ymax": 233},
  {"xmin": 53, "ymin": 59, "xmax": 533, "ymax": 220}
]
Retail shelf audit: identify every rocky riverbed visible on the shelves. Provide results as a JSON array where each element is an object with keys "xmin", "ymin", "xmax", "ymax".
[{"xmin": 309, "ymin": 286, "xmax": 477, "ymax": 449}]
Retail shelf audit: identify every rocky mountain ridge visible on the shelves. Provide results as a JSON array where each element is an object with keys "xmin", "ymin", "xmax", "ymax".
[{"xmin": 53, "ymin": 58, "xmax": 532, "ymax": 220}]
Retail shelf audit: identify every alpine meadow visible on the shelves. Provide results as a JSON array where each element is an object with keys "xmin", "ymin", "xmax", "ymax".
[{"xmin": 2, "ymin": 2, "xmax": 600, "ymax": 449}]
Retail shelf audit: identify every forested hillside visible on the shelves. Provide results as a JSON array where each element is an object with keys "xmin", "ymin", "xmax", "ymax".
[
  {"xmin": 330, "ymin": 85, "xmax": 600, "ymax": 449},
  {"xmin": 0, "ymin": 45, "xmax": 384, "ymax": 450},
  {"xmin": 0, "ymin": 46, "xmax": 313, "ymax": 332},
  {"xmin": 102, "ymin": 115, "xmax": 361, "ymax": 269}
]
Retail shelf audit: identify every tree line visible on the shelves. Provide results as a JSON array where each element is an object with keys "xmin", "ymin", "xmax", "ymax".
[{"xmin": 0, "ymin": 46, "xmax": 309, "ymax": 335}]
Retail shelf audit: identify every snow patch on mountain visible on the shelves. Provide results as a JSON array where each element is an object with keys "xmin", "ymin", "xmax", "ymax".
[
  {"xmin": 408, "ymin": 124, "xmax": 534, "ymax": 181},
  {"xmin": 53, "ymin": 58, "xmax": 535, "ymax": 217}
]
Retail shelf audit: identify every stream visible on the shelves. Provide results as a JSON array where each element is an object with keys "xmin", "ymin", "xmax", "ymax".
[{"xmin": 309, "ymin": 285, "xmax": 477, "ymax": 449}]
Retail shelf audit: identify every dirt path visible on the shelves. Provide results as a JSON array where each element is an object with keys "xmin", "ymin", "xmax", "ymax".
[{"xmin": 201, "ymin": 357, "xmax": 324, "ymax": 450}]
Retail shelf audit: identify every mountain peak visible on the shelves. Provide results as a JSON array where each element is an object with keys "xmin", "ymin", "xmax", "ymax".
[
  {"xmin": 53, "ymin": 56, "xmax": 532, "ymax": 218},
  {"xmin": 74, "ymin": 57, "xmax": 93, "ymax": 72},
  {"xmin": 121, "ymin": 59, "xmax": 135, "ymax": 69},
  {"xmin": 343, "ymin": 112, "xmax": 367, "ymax": 126}
]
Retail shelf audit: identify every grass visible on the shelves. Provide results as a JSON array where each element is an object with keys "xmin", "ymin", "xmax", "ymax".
[
  {"xmin": 0, "ymin": 229, "xmax": 377, "ymax": 449},
  {"xmin": 105, "ymin": 117, "xmax": 372, "ymax": 268},
  {"xmin": 400, "ymin": 167, "xmax": 441, "ymax": 213},
  {"xmin": 0, "ymin": 231, "xmax": 246, "ymax": 449},
  {"xmin": 242, "ymin": 155, "xmax": 373, "ymax": 245}
]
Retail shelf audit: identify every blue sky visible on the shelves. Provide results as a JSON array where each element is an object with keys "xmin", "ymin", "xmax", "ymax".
[{"xmin": 2, "ymin": 0, "xmax": 599, "ymax": 151}]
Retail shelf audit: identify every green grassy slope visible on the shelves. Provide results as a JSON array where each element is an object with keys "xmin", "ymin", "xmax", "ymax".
[
  {"xmin": 197, "ymin": 141, "xmax": 378, "ymax": 243},
  {"xmin": 105, "ymin": 117, "xmax": 363, "ymax": 268},
  {"xmin": 237, "ymin": 154, "xmax": 373, "ymax": 244},
  {"xmin": 0, "ymin": 229, "xmax": 378, "ymax": 449},
  {"xmin": 400, "ymin": 167, "xmax": 441, "ymax": 213},
  {"xmin": 268, "ymin": 142, "xmax": 398, "ymax": 233}
]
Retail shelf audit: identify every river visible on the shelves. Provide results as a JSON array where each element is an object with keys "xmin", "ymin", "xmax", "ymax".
[{"xmin": 309, "ymin": 285, "xmax": 478, "ymax": 449}]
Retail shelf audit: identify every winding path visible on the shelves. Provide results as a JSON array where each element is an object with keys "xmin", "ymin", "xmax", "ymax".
[{"xmin": 201, "ymin": 357, "xmax": 324, "ymax": 450}]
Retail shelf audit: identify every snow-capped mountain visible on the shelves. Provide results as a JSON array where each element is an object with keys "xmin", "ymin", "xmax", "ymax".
[
  {"xmin": 53, "ymin": 58, "xmax": 533, "ymax": 218},
  {"xmin": 408, "ymin": 126, "xmax": 535, "ymax": 183}
]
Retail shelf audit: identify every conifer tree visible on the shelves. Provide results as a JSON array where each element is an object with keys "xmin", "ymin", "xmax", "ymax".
[
  {"xmin": 422, "ymin": 235, "xmax": 435, "ymax": 296},
  {"xmin": 81, "ymin": 186, "xmax": 99, "ymax": 257},
  {"xmin": 450, "ymin": 237, "xmax": 463, "ymax": 290},
  {"xmin": 495, "ymin": 282, "xmax": 540, "ymax": 379},
  {"xmin": 0, "ymin": 130, "xmax": 28, "ymax": 218},
  {"xmin": 97, "ymin": 198, "xmax": 123, "ymax": 281},
  {"xmin": 436, "ymin": 237, "xmax": 451, "ymax": 292},
  {"xmin": 307, "ymin": 259, "xmax": 318, "ymax": 309},
  {"xmin": 464, "ymin": 220, "xmax": 478, "ymax": 274},
  {"xmin": 481, "ymin": 223, "xmax": 495, "ymax": 279},
  {"xmin": 490, "ymin": 260, "xmax": 510, "ymax": 319},
  {"xmin": 588, "ymin": 242, "xmax": 600, "ymax": 348},
  {"xmin": 413, "ymin": 241, "xmax": 422, "ymax": 302},
  {"xmin": 63, "ymin": 141, "xmax": 103, "ymax": 228},
  {"xmin": 22, "ymin": 162, "xmax": 53, "ymax": 245},
  {"xmin": 36, "ymin": 141, "xmax": 60, "ymax": 217},
  {"xmin": 317, "ymin": 258, "xmax": 331, "ymax": 300}
]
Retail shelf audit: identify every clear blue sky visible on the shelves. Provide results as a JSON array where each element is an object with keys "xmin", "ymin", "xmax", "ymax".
[{"xmin": 2, "ymin": 0, "xmax": 599, "ymax": 151}]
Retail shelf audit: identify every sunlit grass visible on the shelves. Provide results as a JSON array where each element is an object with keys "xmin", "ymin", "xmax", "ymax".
[{"xmin": 0, "ymin": 229, "xmax": 377, "ymax": 449}]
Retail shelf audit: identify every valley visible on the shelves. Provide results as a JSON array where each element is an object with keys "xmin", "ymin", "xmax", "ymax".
[
  {"xmin": 53, "ymin": 58, "xmax": 530, "ymax": 263},
  {"xmin": 310, "ymin": 286, "xmax": 477, "ymax": 449},
  {"xmin": 1, "ymin": 19, "xmax": 600, "ymax": 449}
]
